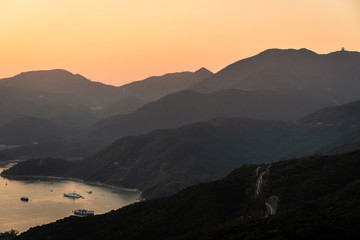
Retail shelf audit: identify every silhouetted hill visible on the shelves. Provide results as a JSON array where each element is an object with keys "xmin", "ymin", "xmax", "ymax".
[
  {"xmin": 0, "ymin": 68, "xmax": 213, "ymax": 127},
  {"xmin": 119, "ymin": 68, "xmax": 213, "ymax": 101},
  {"xmin": 91, "ymin": 89, "xmax": 326, "ymax": 143},
  {"xmin": 0, "ymin": 69, "xmax": 125, "ymax": 107},
  {"xmin": 0, "ymin": 69, "xmax": 213, "ymax": 124},
  {"xmin": 0, "ymin": 117, "xmax": 71, "ymax": 145},
  {"xmin": 189, "ymin": 48, "xmax": 360, "ymax": 105},
  {"xmin": 15, "ymin": 150, "xmax": 360, "ymax": 240},
  {"xmin": 298, "ymin": 99, "xmax": 360, "ymax": 126},
  {"xmin": 5, "ymin": 116, "xmax": 355, "ymax": 199}
]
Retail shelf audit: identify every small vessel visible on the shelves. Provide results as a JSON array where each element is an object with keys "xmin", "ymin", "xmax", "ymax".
[
  {"xmin": 63, "ymin": 192, "xmax": 82, "ymax": 199},
  {"xmin": 86, "ymin": 189, "xmax": 92, "ymax": 194},
  {"xmin": 20, "ymin": 196, "xmax": 29, "ymax": 202},
  {"xmin": 73, "ymin": 209, "xmax": 94, "ymax": 217}
]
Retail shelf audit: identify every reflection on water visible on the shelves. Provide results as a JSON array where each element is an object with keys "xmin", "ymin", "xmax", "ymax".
[{"xmin": 0, "ymin": 164, "xmax": 140, "ymax": 233}]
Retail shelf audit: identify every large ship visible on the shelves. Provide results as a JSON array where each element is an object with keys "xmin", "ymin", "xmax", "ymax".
[{"xmin": 63, "ymin": 192, "xmax": 82, "ymax": 199}]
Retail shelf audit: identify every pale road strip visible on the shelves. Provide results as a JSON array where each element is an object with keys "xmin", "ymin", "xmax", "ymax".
[
  {"xmin": 265, "ymin": 201, "xmax": 275, "ymax": 215},
  {"xmin": 256, "ymin": 171, "xmax": 265, "ymax": 195}
]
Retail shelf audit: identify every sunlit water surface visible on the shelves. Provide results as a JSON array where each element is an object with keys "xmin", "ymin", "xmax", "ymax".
[{"xmin": 0, "ymin": 164, "xmax": 140, "ymax": 233}]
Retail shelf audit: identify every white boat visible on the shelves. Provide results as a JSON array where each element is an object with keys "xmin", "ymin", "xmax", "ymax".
[
  {"xmin": 63, "ymin": 192, "xmax": 82, "ymax": 199},
  {"xmin": 86, "ymin": 189, "xmax": 92, "ymax": 194},
  {"xmin": 73, "ymin": 209, "xmax": 94, "ymax": 217}
]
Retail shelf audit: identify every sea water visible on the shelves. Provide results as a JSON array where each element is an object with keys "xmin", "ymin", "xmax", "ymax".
[{"xmin": 0, "ymin": 164, "xmax": 140, "ymax": 233}]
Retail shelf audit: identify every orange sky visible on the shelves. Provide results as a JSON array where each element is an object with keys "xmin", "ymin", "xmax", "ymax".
[{"xmin": 0, "ymin": 0, "xmax": 359, "ymax": 86}]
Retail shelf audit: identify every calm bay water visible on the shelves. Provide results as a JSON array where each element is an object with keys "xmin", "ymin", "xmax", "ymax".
[{"xmin": 0, "ymin": 164, "xmax": 140, "ymax": 233}]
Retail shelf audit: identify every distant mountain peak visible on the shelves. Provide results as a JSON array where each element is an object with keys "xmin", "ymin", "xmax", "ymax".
[
  {"xmin": 10, "ymin": 69, "xmax": 92, "ymax": 86},
  {"xmin": 188, "ymin": 48, "xmax": 360, "ymax": 105},
  {"xmin": 194, "ymin": 67, "xmax": 212, "ymax": 74},
  {"xmin": 17, "ymin": 69, "xmax": 75, "ymax": 78},
  {"xmin": 298, "ymin": 48, "xmax": 317, "ymax": 54},
  {"xmin": 193, "ymin": 67, "xmax": 213, "ymax": 78},
  {"xmin": 259, "ymin": 48, "xmax": 318, "ymax": 56},
  {"xmin": 328, "ymin": 49, "xmax": 360, "ymax": 56}
]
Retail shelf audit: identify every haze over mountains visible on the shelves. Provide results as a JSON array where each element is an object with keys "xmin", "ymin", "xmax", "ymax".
[
  {"xmin": 2, "ymin": 48, "xmax": 360, "ymax": 239},
  {"xmin": 0, "ymin": 117, "xmax": 71, "ymax": 145},
  {"xmin": 0, "ymin": 68, "xmax": 212, "ymax": 126},
  {"xmin": 1, "ymin": 48, "xmax": 360, "ymax": 159},
  {"xmin": 0, "ymin": 84, "xmax": 92, "ymax": 126},
  {"xmin": 91, "ymin": 89, "xmax": 325, "ymax": 144},
  {"xmin": 5, "ymin": 98, "xmax": 360, "ymax": 199},
  {"xmin": 89, "ymin": 48, "xmax": 360, "ymax": 146}
]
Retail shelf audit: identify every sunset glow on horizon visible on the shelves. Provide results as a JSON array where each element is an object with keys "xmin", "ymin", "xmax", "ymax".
[{"xmin": 0, "ymin": 0, "xmax": 359, "ymax": 86}]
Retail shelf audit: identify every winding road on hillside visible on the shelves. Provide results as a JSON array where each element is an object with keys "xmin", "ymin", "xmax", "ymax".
[
  {"xmin": 265, "ymin": 201, "xmax": 276, "ymax": 215},
  {"xmin": 255, "ymin": 166, "xmax": 266, "ymax": 195},
  {"xmin": 256, "ymin": 171, "xmax": 265, "ymax": 195},
  {"xmin": 255, "ymin": 165, "xmax": 278, "ymax": 217}
]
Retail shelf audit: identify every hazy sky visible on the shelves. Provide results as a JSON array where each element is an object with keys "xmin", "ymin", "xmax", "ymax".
[{"xmin": 0, "ymin": 0, "xmax": 359, "ymax": 86}]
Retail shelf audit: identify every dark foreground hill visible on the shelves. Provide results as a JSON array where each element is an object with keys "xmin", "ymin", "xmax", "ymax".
[
  {"xmin": 189, "ymin": 48, "xmax": 360, "ymax": 105},
  {"xmin": 15, "ymin": 150, "xmax": 360, "ymax": 240},
  {"xmin": 4, "ymin": 116, "xmax": 356, "ymax": 199}
]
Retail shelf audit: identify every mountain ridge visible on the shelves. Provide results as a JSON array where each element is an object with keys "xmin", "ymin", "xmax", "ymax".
[
  {"xmin": 118, "ymin": 67, "xmax": 213, "ymax": 101},
  {"xmin": 189, "ymin": 48, "xmax": 360, "ymax": 105},
  {"xmin": 90, "ymin": 88, "xmax": 326, "ymax": 144}
]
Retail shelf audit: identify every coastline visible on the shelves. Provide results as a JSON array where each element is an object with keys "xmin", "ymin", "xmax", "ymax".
[
  {"xmin": 0, "ymin": 169, "xmax": 143, "ymax": 233},
  {"xmin": 0, "ymin": 173, "xmax": 140, "ymax": 194},
  {"xmin": 0, "ymin": 161, "xmax": 144, "ymax": 200}
]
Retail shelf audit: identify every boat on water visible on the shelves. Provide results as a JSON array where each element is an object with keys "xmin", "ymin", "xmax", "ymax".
[
  {"xmin": 73, "ymin": 209, "xmax": 94, "ymax": 217},
  {"xmin": 20, "ymin": 196, "xmax": 29, "ymax": 202},
  {"xmin": 87, "ymin": 189, "xmax": 92, "ymax": 194},
  {"xmin": 63, "ymin": 192, "xmax": 82, "ymax": 199}
]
